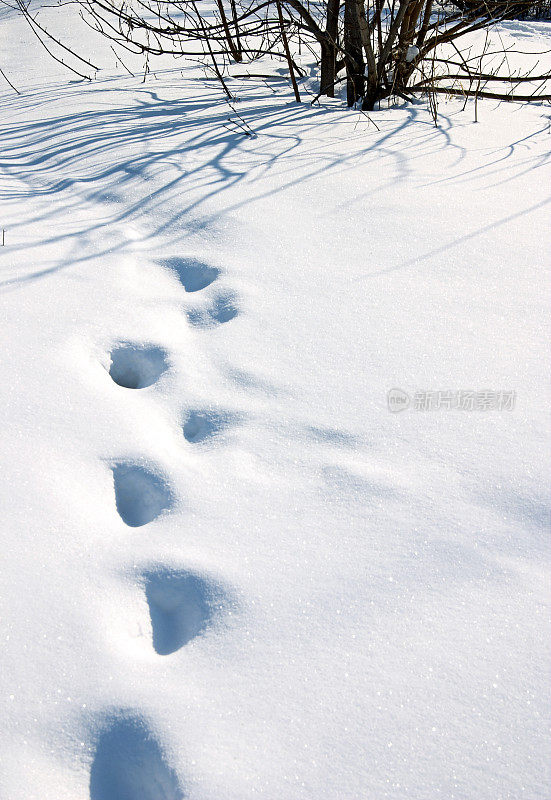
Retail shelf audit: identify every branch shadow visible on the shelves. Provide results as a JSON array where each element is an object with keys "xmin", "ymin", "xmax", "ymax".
[{"xmin": 1, "ymin": 73, "xmax": 546, "ymax": 288}]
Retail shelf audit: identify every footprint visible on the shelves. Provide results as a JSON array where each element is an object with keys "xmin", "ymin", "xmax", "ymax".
[
  {"xmin": 143, "ymin": 568, "xmax": 225, "ymax": 655},
  {"xmin": 112, "ymin": 463, "xmax": 174, "ymax": 527},
  {"xmin": 108, "ymin": 344, "xmax": 169, "ymax": 389},
  {"xmin": 187, "ymin": 290, "xmax": 239, "ymax": 328},
  {"xmin": 160, "ymin": 257, "xmax": 220, "ymax": 292},
  {"xmin": 182, "ymin": 409, "xmax": 236, "ymax": 444},
  {"xmin": 90, "ymin": 713, "xmax": 185, "ymax": 800}
]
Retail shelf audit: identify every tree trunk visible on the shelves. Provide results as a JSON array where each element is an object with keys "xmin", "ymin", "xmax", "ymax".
[
  {"xmin": 361, "ymin": 90, "xmax": 378, "ymax": 110},
  {"xmin": 320, "ymin": 38, "xmax": 337, "ymax": 97},
  {"xmin": 344, "ymin": 0, "xmax": 365, "ymax": 105},
  {"xmin": 319, "ymin": 0, "xmax": 340, "ymax": 96}
]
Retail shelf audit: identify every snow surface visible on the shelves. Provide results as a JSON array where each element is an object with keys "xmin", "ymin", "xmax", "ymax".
[{"xmin": 1, "ymin": 5, "xmax": 550, "ymax": 799}]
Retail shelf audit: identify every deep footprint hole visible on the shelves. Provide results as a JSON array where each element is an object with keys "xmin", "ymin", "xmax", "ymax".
[
  {"xmin": 143, "ymin": 568, "xmax": 222, "ymax": 655},
  {"xmin": 108, "ymin": 344, "xmax": 169, "ymax": 389},
  {"xmin": 90, "ymin": 712, "xmax": 185, "ymax": 800},
  {"xmin": 112, "ymin": 463, "xmax": 174, "ymax": 527},
  {"xmin": 160, "ymin": 257, "xmax": 220, "ymax": 292},
  {"xmin": 182, "ymin": 409, "xmax": 236, "ymax": 444}
]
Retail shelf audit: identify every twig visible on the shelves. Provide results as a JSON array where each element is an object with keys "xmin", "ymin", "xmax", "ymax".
[
  {"xmin": 110, "ymin": 45, "xmax": 135, "ymax": 76},
  {"xmin": 413, "ymin": 86, "xmax": 551, "ymax": 102},
  {"xmin": 0, "ymin": 66, "xmax": 20, "ymax": 94}
]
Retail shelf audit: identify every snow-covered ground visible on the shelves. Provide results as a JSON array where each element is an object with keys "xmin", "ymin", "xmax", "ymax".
[{"xmin": 1, "ymin": 5, "xmax": 550, "ymax": 799}]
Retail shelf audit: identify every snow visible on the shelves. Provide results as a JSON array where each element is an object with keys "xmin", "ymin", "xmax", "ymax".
[{"xmin": 1, "ymin": 4, "xmax": 550, "ymax": 799}]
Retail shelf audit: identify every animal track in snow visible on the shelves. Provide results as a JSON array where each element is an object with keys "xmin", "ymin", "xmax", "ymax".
[
  {"xmin": 187, "ymin": 290, "xmax": 239, "ymax": 328},
  {"xmin": 182, "ymin": 409, "xmax": 237, "ymax": 444},
  {"xmin": 108, "ymin": 344, "xmax": 169, "ymax": 389},
  {"xmin": 160, "ymin": 257, "xmax": 221, "ymax": 292},
  {"xmin": 143, "ymin": 567, "xmax": 225, "ymax": 655},
  {"xmin": 89, "ymin": 713, "xmax": 185, "ymax": 800},
  {"xmin": 112, "ymin": 463, "xmax": 174, "ymax": 527}
]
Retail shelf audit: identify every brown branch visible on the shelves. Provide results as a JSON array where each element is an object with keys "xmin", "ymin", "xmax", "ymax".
[
  {"xmin": 277, "ymin": 0, "xmax": 301, "ymax": 101},
  {"xmin": 410, "ymin": 84, "xmax": 551, "ymax": 101}
]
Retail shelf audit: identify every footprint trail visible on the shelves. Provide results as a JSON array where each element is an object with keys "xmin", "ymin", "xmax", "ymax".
[
  {"xmin": 90, "ymin": 713, "xmax": 185, "ymax": 800},
  {"xmin": 143, "ymin": 568, "xmax": 225, "ymax": 655},
  {"xmin": 183, "ymin": 409, "xmax": 236, "ymax": 443},
  {"xmin": 112, "ymin": 463, "xmax": 173, "ymax": 527},
  {"xmin": 108, "ymin": 344, "xmax": 169, "ymax": 389},
  {"xmin": 187, "ymin": 290, "xmax": 239, "ymax": 328},
  {"xmin": 160, "ymin": 257, "xmax": 220, "ymax": 292}
]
